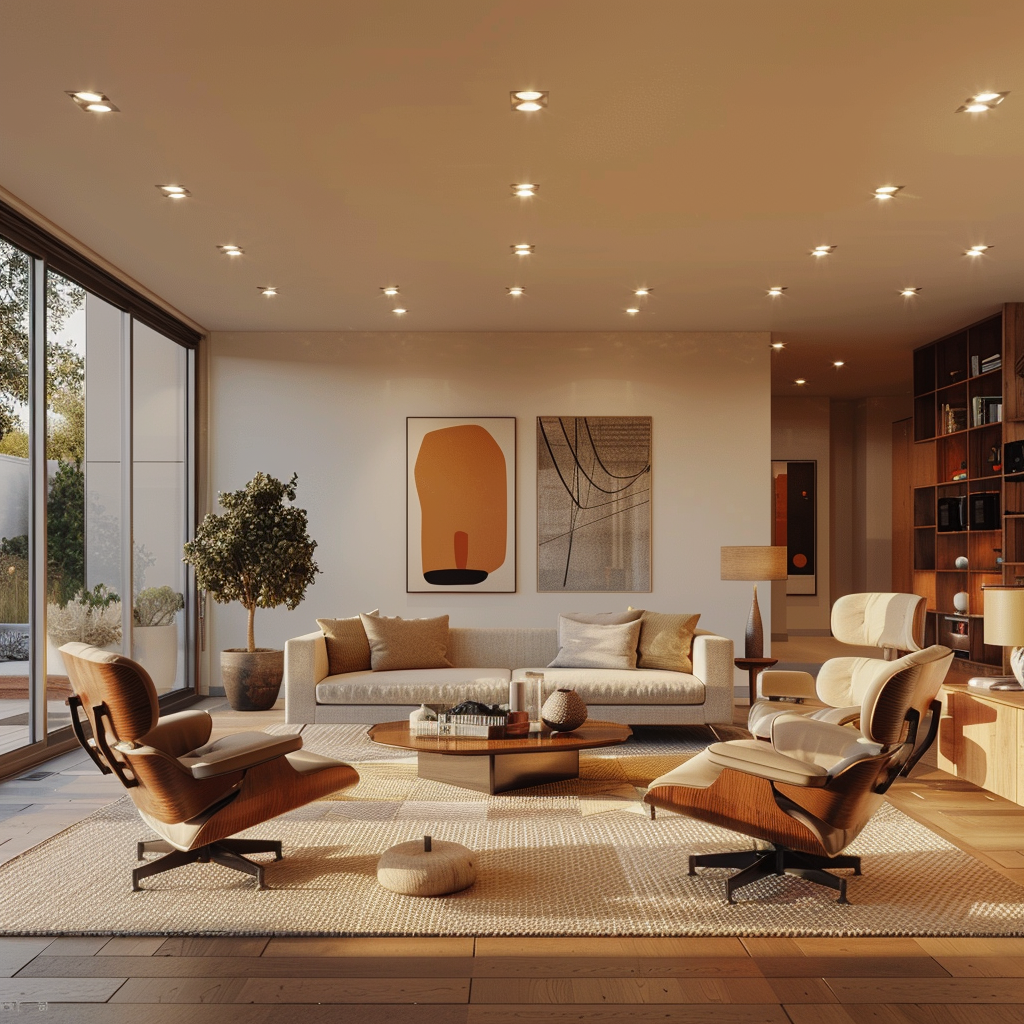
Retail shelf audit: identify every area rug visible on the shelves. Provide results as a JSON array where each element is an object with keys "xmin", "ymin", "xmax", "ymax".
[{"xmin": 0, "ymin": 725, "xmax": 1021, "ymax": 938}]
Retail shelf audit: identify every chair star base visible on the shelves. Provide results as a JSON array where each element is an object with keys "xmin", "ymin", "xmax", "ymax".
[
  {"xmin": 133, "ymin": 838, "xmax": 283, "ymax": 891},
  {"xmin": 688, "ymin": 846, "xmax": 861, "ymax": 905}
]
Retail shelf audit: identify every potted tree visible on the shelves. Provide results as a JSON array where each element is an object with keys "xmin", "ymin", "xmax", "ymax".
[
  {"xmin": 183, "ymin": 472, "xmax": 319, "ymax": 711},
  {"xmin": 133, "ymin": 586, "xmax": 184, "ymax": 695}
]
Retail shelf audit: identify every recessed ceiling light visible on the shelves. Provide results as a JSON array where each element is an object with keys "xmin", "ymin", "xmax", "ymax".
[
  {"xmin": 811, "ymin": 245, "xmax": 836, "ymax": 256},
  {"xmin": 767, "ymin": 286, "xmax": 787, "ymax": 297},
  {"xmin": 258, "ymin": 286, "xmax": 277, "ymax": 297},
  {"xmin": 511, "ymin": 90, "xmax": 548, "ymax": 112},
  {"xmin": 157, "ymin": 185, "xmax": 191, "ymax": 199},
  {"xmin": 771, "ymin": 342, "xmax": 785, "ymax": 350},
  {"xmin": 625, "ymin": 308, "xmax": 640, "ymax": 315},
  {"xmin": 67, "ymin": 90, "xmax": 119, "ymax": 113},
  {"xmin": 392, "ymin": 307, "xmax": 407, "ymax": 315},
  {"xmin": 511, "ymin": 243, "xmax": 535, "ymax": 255},
  {"xmin": 794, "ymin": 379, "xmax": 807, "ymax": 386},
  {"xmin": 956, "ymin": 91, "xmax": 1008, "ymax": 113},
  {"xmin": 900, "ymin": 287, "xmax": 921, "ymax": 297},
  {"xmin": 833, "ymin": 360, "xmax": 845, "ymax": 368},
  {"xmin": 511, "ymin": 183, "xmax": 538, "ymax": 198},
  {"xmin": 217, "ymin": 244, "xmax": 244, "ymax": 257},
  {"xmin": 507, "ymin": 286, "xmax": 525, "ymax": 296},
  {"xmin": 965, "ymin": 244, "xmax": 992, "ymax": 256},
  {"xmin": 634, "ymin": 288, "xmax": 652, "ymax": 297},
  {"xmin": 873, "ymin": 185, "xmax": 904, "ymax": 199},
  {"xmin": 381, "ymin": 286, "xmax": 400, "ymax": 296}
]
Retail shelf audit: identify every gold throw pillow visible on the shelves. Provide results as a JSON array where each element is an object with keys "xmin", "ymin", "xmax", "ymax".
[
  {"xmin": 317, "ymin": 610, "xmax": 378, "ymax": 675},
  {"xmin": 629, "ymin": 609, "xmax": 701, "ymax": 673},
  {"xmin": 359, "ymin": 613, "xmax": 452, "ymax": 671}
]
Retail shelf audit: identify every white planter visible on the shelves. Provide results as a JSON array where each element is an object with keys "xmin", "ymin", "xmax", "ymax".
[
  {"xmin": 46, "ymin": 636, "xmax": 121, "ymax": 677},
  {"xmin": 133, "ymin": 624, "xmax": 178, "ymax": 694}
]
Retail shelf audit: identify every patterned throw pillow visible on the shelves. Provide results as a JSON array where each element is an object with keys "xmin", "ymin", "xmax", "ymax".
[
  {"xmin": 548, "ymin": 617, "xmax": 643, "ymax": 670},
  {"xmin": 359, "ymin": 613, "xmax": 452, "ymax": 671},
  {"xmin": 629, "ymin": 610, "xmax": 701, "ymax": 673},
  {"xmin": 316, "ymin": 611, "xmax": 378, "ymax": 676}
]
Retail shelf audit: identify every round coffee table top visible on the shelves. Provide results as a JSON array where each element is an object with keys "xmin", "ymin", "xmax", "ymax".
[{"xmin": 367, "ymin": 719, "xmax": 632, "ymax": 756}]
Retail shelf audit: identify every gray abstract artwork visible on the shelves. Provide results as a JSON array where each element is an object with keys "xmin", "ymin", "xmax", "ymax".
[{"xmin": 537, "ymin": 416, "xmax": 652, "ymax": 592}]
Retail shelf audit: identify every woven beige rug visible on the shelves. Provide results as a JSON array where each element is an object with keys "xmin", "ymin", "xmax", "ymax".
[{"xmin": 0, "ymin": 727, "xmax": 1021, "ymax": 937}]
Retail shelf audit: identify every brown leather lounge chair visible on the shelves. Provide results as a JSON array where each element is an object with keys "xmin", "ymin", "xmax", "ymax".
[
  {"xmin": 61, "ymin": 642, "xmax": 359, "ymax": 890},
  {"xmin": 645, "ymin": 644, "xmax": 953, "ymax": 904}
]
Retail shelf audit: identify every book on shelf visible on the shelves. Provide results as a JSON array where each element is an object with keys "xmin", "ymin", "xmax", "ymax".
[
  {"xmin": 971, "ymin": 355, "xmax": 980, "ymax": 376},
  {"xmin": 981, "ymin": 354, "xmax": 1002, "ymax": 373},
  {"xmin": 973, "ymin": 396, "xmax": 1004, "ymax": 426},
  {"xmin": 942, "ymin": 403, "xmax": 968, "ymax": 433}
]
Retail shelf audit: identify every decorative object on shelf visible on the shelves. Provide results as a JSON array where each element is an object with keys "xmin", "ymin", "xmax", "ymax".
[
  {"xmin": 541, "ymin": 688, "xmax": 588, "ymax": 732},
  {"xmin": 409, "ymin": 704, "xmax": 437, "ymax": 724},
  {"xmin": 942, "ymin": 614, "xmax": 970, "ymax": 657},
  {"xmin": 720, "ymin": 545, "xmax": 789, "ymax": 658},
  {"xmin": 952, "ymin": 460, "xmax": 968, "ymax": 481},
  {"xmin": 955, "ymin": 556, "xmax": 969, "ymax": 570},
  {"xmin": 183, "ymin": 472, "xmax": 319, "ymax": 711},
  {"xmin": 953, "ymin": 591, "xmax": 970, "ymax": 614},
  {"xmin": 989, "ymin": 446, "xmax": 1002, "ymax": 473},
  {"xmin": 524, "ymin": 671, "xmax": 546, "ymax": 732},
  {"xmin": 771, "ymin": 461, "xmax": 817, "ymax": 595},
  {"xmin": 376, "ymin": 835, "xmax": 478, "ymax": 897},
  {"xmin": 537, "ymin": 416, "xmax": 652, "ymax": 592},
  {"xmin": 970, "ymin": 492, "xmax": 1000, "ymax": 530},
  {"xmin": 938, "ymin": 496, "xmax": 966, "ymax": 532},
  {"xmin": 980, "ymin": 585, "xmax": 1024, "ymax": 690},
  {"xmin": 407, "ymin": 417, "xmax": 516, "ymax": 593},
  {"xmin": 1005, "ymin": 440, "xmax": 1024, "ymax": 475}
]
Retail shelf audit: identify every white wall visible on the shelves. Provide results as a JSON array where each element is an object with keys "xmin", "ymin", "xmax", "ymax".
[
  {"xmin": 206, "ymin": 331, "xmax": 772, "ymax": 693},
  {"xmin": 771, "ymin": 397, "xmax": 831, "ymax": 632}
]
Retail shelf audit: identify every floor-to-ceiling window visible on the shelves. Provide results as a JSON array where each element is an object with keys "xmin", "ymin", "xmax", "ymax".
[{"xmin": 0, "ymin": 209, "xmax": 198, "ymax": 771}]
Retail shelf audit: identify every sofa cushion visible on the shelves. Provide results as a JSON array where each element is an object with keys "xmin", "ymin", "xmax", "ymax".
[
  {"xmin": 316, "ymin": 612, "xmax": 377, "ymax": 675},
  {"xmin": 549, "ymin": 618, "xmax": 642, "ymax": 670},
  {"xmin": 630, "ymin": 610, "xmax": 701, "ymax": 673},
  {"xmin": 360, "ymin": 613, "xmax": 452, "ymax": 671},
  {"xmin": 316, "ymin": 668, "xmax": 510, "ymax": 706},
  {"xmin": 558, "ymin": 609, "xmax": 644, "ymax": 646},
  {"xmin": 513, "ymin": 667, "xmax": 705, "ymax": 705}
]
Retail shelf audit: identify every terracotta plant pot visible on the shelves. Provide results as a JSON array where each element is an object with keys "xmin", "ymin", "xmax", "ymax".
[{"xmin": 220, "ymin": 648, "xmax": 284, "ymax": 711}]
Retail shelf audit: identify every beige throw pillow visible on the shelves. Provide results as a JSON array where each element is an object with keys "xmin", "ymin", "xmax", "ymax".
[
  {"xmin": 359, "ymin": 613, "xmax": 452, "ymax": 671},
  {"xmin": 558, "ymin": 609, "xmax": 644, "ymax": 646},
  {"xmin": 548, "ymin": 617, "xmax": 642, "ymax": 670},
  {"xmin": 629, "ymin": 609, "xmax": 701, "ymax": 673},
  {"xmin": 316, "ymin": 611, "xmax": 378, "ymax": 676}
]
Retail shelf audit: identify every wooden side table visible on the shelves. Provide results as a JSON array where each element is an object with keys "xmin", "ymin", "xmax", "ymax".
[{"xmin": 734, "ymin": 657, "xmax": 778, "ymax": 705}]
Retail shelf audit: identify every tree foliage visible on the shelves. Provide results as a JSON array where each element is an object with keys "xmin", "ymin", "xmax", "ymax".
[
  {"xmin": 183, "ymin": 472, "xmax": 319, "ymax": 652},
  {"xmin": 47, "ymin": 459, "xmax": 85, "ymax": 605}
]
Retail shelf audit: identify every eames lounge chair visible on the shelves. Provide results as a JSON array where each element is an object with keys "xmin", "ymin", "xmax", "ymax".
[
  {"xmin": 645, "ymin": 643, "xmax": 953, "ymax": 904},
  {"xmin": 748, "ymin": 592, "xmax": 926, "ymax": 741},
  {"xmin": 61, "ymin": 642, "xmax": 359, "ymax": 890}
]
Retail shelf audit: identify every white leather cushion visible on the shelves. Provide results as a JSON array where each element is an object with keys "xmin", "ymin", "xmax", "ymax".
[
  {"xmin": 181, "ymin": 732, "xmax": 303, "ymax": 779},
  {"xmin": 513, "ymin": 667, "xmax": 705, "ymax": 705},
  {"xmin": 747, "ymin": 699, "xmax": 822, "ymax": 740},
  {"xmin": 316, "ymin": 668, "xmax": 510, "ymax": 706},
  {"xmin": 549, "ymin": 618, "xmax": 642, "ymax": 670},
  {"xmin": 707, "ymin": 739, "xmax": 829, "ymax": 787}
]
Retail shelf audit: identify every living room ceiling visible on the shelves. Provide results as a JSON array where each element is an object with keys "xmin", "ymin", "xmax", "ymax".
[{"xmin": 0, "ymin": 0, "xmax": 1022, "ymax": 400}]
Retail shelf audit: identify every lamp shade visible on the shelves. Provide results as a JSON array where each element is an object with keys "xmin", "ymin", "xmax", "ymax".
[
  {"xmin": 721, "ymin": 546, "xmax": 788, "ymax": 582},
  {"xmin": 982, "ymin": 585, "xmax": 1024, "ymax": 646}
]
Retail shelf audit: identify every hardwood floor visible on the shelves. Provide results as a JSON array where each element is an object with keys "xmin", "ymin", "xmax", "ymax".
[{"xmin": 0, "ymin": 658, "xmax": 1022, "ymax": 1021}]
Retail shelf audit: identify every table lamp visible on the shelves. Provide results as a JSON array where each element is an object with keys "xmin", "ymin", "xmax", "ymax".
[
  {"xmin": 981, "ymin": 585, "xmax": 1024, "ymax": 691},
  {"xmin": 721, "ymin": 545, "xmax": 789, "ymax": 659}
]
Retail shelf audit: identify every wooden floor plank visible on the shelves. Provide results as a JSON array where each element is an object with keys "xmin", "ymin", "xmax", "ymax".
[
  {"xmin": 154, "ymin": 937, "xmax": 269, "ymax": 957},
  {"xmin": 740, "ymin": 939, "xmax": 804, "ymax": 957},
  {"xmin": 110, "ymin": 975, "xmax": 471, "ymax": 1004},
  {"xmin": 794, "ymin": 939, "xmax": 935, "ymax": 958},
  {"xmin": 471, "ymin": 957, "xmax": 638, "ymax": 978},
  {"xmin": 916, "ymin": 939, "xmax": 1024, "ymax": 958},
  {"xmin": 0, "ymin": 976, "xmax": 125, "ymax": 1002},
  {"xmin": 13, "ymin": 1006, "xmax": 471, "ymax": 1023},
  {"xmin": 936, "ymin": 957, "xmax": 1024, "ymax": 978},
  {"xmin": 465, "ymin": 1006, "xmax": 790, "ymax": 1023},
  {"xmin": 767, "ymin": 977, "xmax": 837, "ymax": 1003},
  {"xmin": 637, "ymin": 958, "xmax": 765, "ymax": 978},
  {"xmin": 469, "ymin": 977, "xmax": 779, "ymax": 1004},
  {"xmin": 96, "ymin": 938, "xmax": 165, "ymax": 957},
  {"xmin": 755, "ymin": 957, "xmax": 950, "ymax": 978},
  {"xmin": 826, "ymin": 977, "xmax": 1024, "ymax": 1003},
  {"xmin": 263, "ymin": 937, "xmax": 474, "ymax": 958},
  {"xmin": 780, "ymin": 1007, "xmax": 861, "ymax": 1024},
  {"xmin": 18, "ymin": 955, "xmax": 475, "ymax": 979},
  {"xmin": 474, "ymin": 937, "xmax": 750, "ymax": 958},
  {"xmin": 41, "ymin": 937, "xmax": 109, "ymax": 956},
  {"xmin": 0, "ymin": 937, "xmax": 52, "ymax": 978}
]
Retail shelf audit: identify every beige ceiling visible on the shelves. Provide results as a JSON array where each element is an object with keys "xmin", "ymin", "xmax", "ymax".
[{"xmin": 1, "ymin": 0, "xmax": 1022, "ymax": 400}]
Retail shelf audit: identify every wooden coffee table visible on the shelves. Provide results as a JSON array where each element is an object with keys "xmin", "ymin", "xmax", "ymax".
[{"xmin": 367, "ymin": 720, "xmax": 633, "ymax": 794}]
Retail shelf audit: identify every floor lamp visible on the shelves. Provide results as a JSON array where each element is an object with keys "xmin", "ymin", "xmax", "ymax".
[
  {"xmin": 721, "ymin": 546, "xmax": 789, "ymax": 659},
  {"xmin": 981, "ymin": 585, "xmax": 1024, "ymax": 691}
]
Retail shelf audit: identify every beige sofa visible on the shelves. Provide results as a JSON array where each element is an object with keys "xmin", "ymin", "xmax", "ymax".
[{"xmin": 284, "ymin": 625, "xmax": 734, "ymax": 726}]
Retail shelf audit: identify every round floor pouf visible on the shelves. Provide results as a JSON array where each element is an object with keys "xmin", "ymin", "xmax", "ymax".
[{"xmin": 377, "ymin": 835, "xmax": 477, "ymax": 897}]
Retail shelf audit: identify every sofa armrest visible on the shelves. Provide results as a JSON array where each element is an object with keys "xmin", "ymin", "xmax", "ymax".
[
  {"xmin": 284, "ymin": 630, "xmax": 329, "ymax": 724},
  {"xmin": 691, "ymin": 632, "xmax": 734, "ymax": 725}
]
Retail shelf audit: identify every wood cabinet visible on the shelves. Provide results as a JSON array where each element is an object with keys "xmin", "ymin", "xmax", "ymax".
[
  {"xmin": 937, "ymin": 684, "xmax": 1024, "ymax": 804},
  {"xmin": 901, "ymin": 304, "xmax": 1024, "ymax": 670}
]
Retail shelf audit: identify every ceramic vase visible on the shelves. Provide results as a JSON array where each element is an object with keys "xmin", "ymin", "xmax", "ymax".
[{"xmin": 541, "ymin": 687, "xmax": 588, "ymax": 732}]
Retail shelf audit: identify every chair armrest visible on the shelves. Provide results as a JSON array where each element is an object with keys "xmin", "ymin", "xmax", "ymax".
[
  {"xmin": 759, "ymin": 670, "xmax": 817, "ymax": 701},
  {"xmin": 180, "ymin": 732, "xmax": 303, "ymax": 779},
  {"xmin": 707, "ymin": 739, "xmax": 829, "ymax": 787},
  {"xmin": 285, "ymin": 630, "xmax": 329, "ymax": 724},
  {"xmin": 139, "ymin": 710, "xmax": 213, "ymax": 759},
  {"xmin": 691, "ymin": 633, "xmax": 734, "ymax": 725}
]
